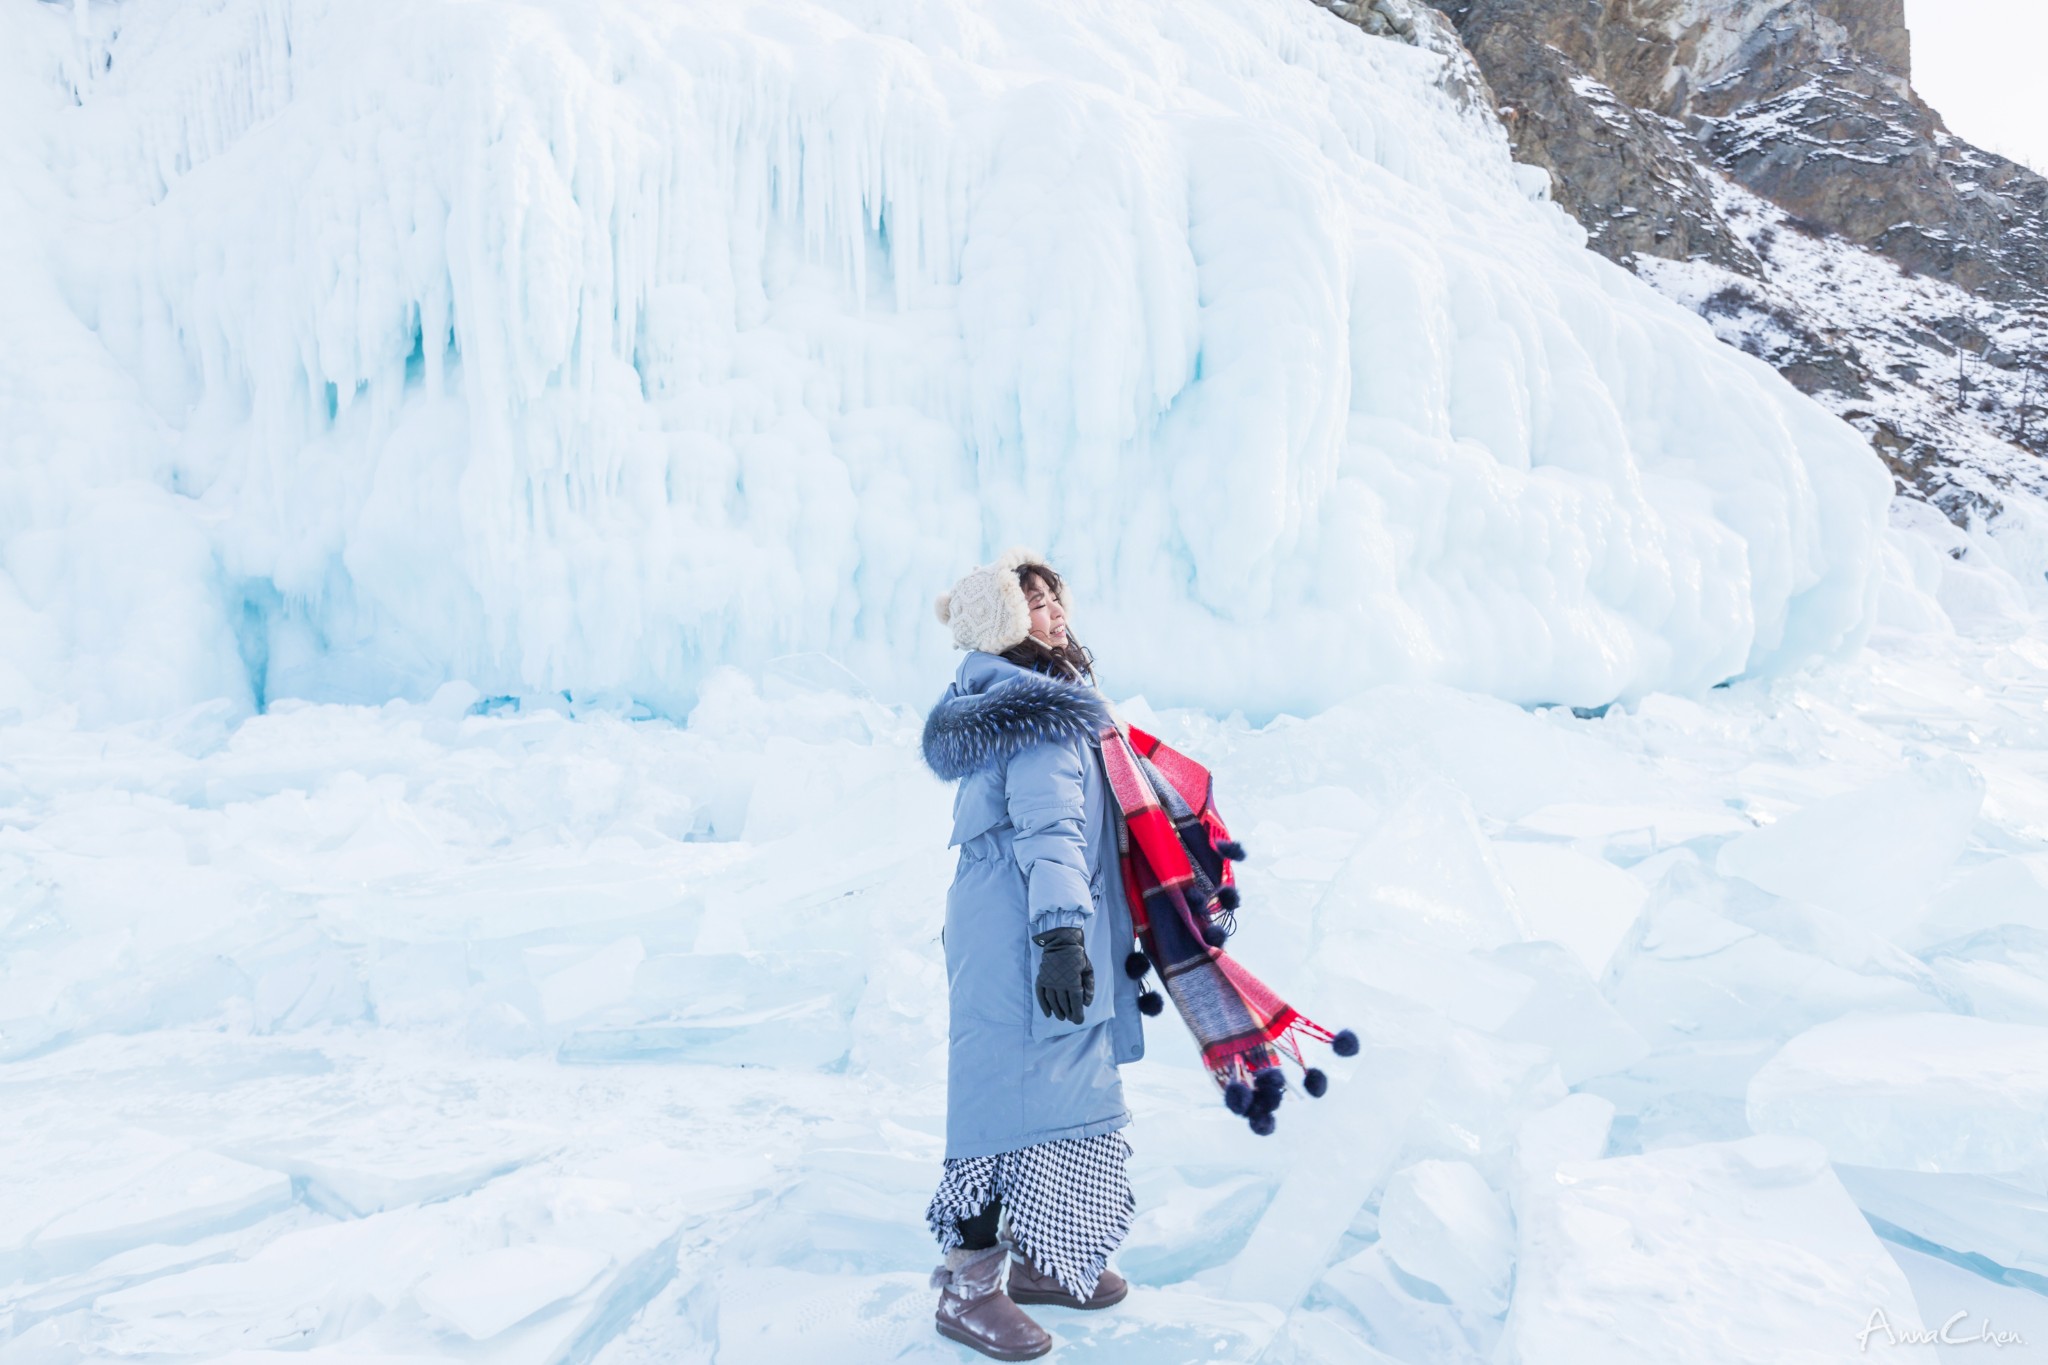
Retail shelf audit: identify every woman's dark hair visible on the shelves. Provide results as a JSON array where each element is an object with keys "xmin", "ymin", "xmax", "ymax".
[{"xmin": 1000, "ymin": 563, "xmax": 1095, "ymax": 682}]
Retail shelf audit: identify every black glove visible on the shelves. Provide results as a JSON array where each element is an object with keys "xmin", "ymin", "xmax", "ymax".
[{"xmin": 1032, "ymin": 926, "xmax": 1096, "ymax": 1024}]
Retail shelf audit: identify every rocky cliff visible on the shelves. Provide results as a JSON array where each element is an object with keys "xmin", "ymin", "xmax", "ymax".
[{"xmin": 1399, "ymin": 0, "xmax": 2048, "ymax": 518}]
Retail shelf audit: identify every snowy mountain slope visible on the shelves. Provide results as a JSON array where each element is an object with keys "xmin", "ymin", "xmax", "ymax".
[
  {"xmin": 1, "ymin": 0, "xmax": 1887, "ymax": 724},
  {"xmin": 1639, "ymin": 178, "xmax": 2048, "ymax": 531},
  {"xmin": 1418, "ymin": 0, "xmax": 2048, "ymax": 523}
]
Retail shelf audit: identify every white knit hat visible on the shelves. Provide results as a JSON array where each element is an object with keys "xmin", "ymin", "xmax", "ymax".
[{"xmin": 935, "ymin": 547, "xmax": 1072, "ymax": 653}]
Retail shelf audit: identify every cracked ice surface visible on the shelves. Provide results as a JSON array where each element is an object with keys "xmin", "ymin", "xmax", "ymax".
[{"xmin": 8, "ymin": 523, "xmax": 2048, "ymax": 1359}]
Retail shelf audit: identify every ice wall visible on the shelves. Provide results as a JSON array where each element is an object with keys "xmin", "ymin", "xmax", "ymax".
[{"xmin": 0, "ymin": 0, "xmax": 1890, "ymax": 722}]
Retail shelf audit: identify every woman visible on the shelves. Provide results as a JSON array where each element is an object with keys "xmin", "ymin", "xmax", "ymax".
[{"xmin": 918, "ymin": 548, "xmax": 1144, "ymax": 1361}]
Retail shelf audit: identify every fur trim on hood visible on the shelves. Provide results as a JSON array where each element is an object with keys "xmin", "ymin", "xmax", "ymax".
[
  {"xmin": 921, "ymin": 668, "xmax": 1108, "ymax": 781},
  {"xmin": 934, "ymin": 547, "xmax": 1072, "ymax": 654}
]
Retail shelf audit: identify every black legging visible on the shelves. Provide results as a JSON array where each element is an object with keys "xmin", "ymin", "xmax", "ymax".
[{"xmin": 956, "ymin": 1198, "xmax": 1002, "ymax": 1251}]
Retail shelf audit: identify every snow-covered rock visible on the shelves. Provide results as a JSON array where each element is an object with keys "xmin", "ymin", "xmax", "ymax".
[
  {"xmin": 1833, "ymin": 1165, "xmax": 2048, "ymax": 1286},
  {"xmin": 1376, "ymin": 1158, "xmax": 1515, "ymax": 1314},
  {"xmin": 1316, "ymin": 783, "xmax": 1528, "ymax": 954},
  {"xmin": 1483, "ymin": 939, "xmax": 1650, "ymax": 1085},
  {"xmin": 1747, "ymin": 1012, "xmax": 2048, "ymax": 1176},
  {"xmin": 534, "ymin": 936, "xmax": 646, "ymax": 1025},
  {"xmin": 1716, "ymin": 755, "xmax": 1983, "ymax": 938},
  {"xmin": 414, "ymin": 1244, "xmax": 611, "ymax": 1340},
  {"xmin": 1507, "ymin": 1092, "xmax": 1614, "ymax": 1194},
  {"xmin": 1912, "ymin": 855, "xmax": 2048, "ymax": 950},
  {"xmin": 28, "ymin": 1149, "xmax": 292, "ymax": 1273},
  {"xmin": 1491, "ymin": 842, "xmax": 1647, "ymax": 979},
  {"xmin": 1316, "ymin": 1241, "xmax": 1503, "ymax": 1361},
  {"xmin": 1604, "ymin": 858, "xmax": 1947, "ymax": 1054},
  {"xmin": 1505, "ymin": 1135, "xmax": 1922, "ymax": 1363}
]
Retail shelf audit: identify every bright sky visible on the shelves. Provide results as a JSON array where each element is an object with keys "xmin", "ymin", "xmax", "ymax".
[{"xmin": 1904, "ymin": 0, "xmax": 2048, "ymax": 172}]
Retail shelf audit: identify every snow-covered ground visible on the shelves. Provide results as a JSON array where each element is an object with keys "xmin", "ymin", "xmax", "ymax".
[{"xmin": 6, "ymin": 518, "xmax": 2048, "ymax": 1363}]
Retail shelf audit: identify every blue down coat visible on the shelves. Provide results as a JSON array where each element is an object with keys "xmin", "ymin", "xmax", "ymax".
[{"xmin": 921, "ymin": 651, "xmax": 1145, "ymax": 1159}]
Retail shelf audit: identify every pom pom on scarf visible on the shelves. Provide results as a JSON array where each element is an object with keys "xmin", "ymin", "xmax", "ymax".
[
  {"xmin": 1214, "ymin": 839, "xmax": 1247, "ymax": 862},
  {"xmin": 1124, "ymin": 951, "xmax": 1150, "ymax": 980},
  {"xmin": 1253, "ymin": 1068, "xmax": 1286, "ymax": 1097},
  {"xmin": 1331, "ymin": 1029, "xmax": 1360, "ymax": 1057},
  {"xmin": 1249, "ymin": 1112, "xmax": 1277, "ymax": 1136},
  {"xmin": 1223, "ymin": 1081, "xmax": 1253, "ymax": 1115},
  {"xmin": 1216, "ymin": 884, "xmax": 1240, "ymax": 911},
  {"xmin": 1246, "ymin": 1079, "xmax": 1282, "ymax": 1122},
  {"xmin": 1303, "ymin": 1068, "xmax": 1329, "ymax": 1098},
  {"xmin": 1201, "ymin": 920, "xmax": 1229, "ymax": 949},
  {"xmin": 1138, "ymin": 991, "xmax": 1165, "ymax": 1017}
]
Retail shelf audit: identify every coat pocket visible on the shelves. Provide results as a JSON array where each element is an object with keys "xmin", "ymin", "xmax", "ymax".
[{"xmin": 946, "ymin": 845, "xmax": 1033, "ymax": 1027}]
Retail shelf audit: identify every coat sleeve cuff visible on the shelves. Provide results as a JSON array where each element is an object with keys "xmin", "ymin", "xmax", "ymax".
[{"xmin": 1029, "ymin": 906, "xmax": 1089, "ymax": 934}]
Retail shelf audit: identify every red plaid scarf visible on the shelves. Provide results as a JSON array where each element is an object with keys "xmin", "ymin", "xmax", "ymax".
[{"xmin": 1099, "ymin": 718, "xmax": 1356, "ymax": 1132}]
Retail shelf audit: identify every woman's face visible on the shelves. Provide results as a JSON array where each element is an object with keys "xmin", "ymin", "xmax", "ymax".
[{"xmin": 1024, "ymin": 575, "xmax": 1068, "ymax": 649}]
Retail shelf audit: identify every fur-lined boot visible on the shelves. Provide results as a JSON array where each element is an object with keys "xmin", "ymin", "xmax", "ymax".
[{"xmin": 931, "ymin": 1242, "xmax": 1052, "ymax": 1360}]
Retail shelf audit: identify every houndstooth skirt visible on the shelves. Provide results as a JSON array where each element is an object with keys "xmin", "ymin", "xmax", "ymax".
[{"xmin": 925, "ymin": 1131, "xmax": 1135, "ymax": 1302}]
